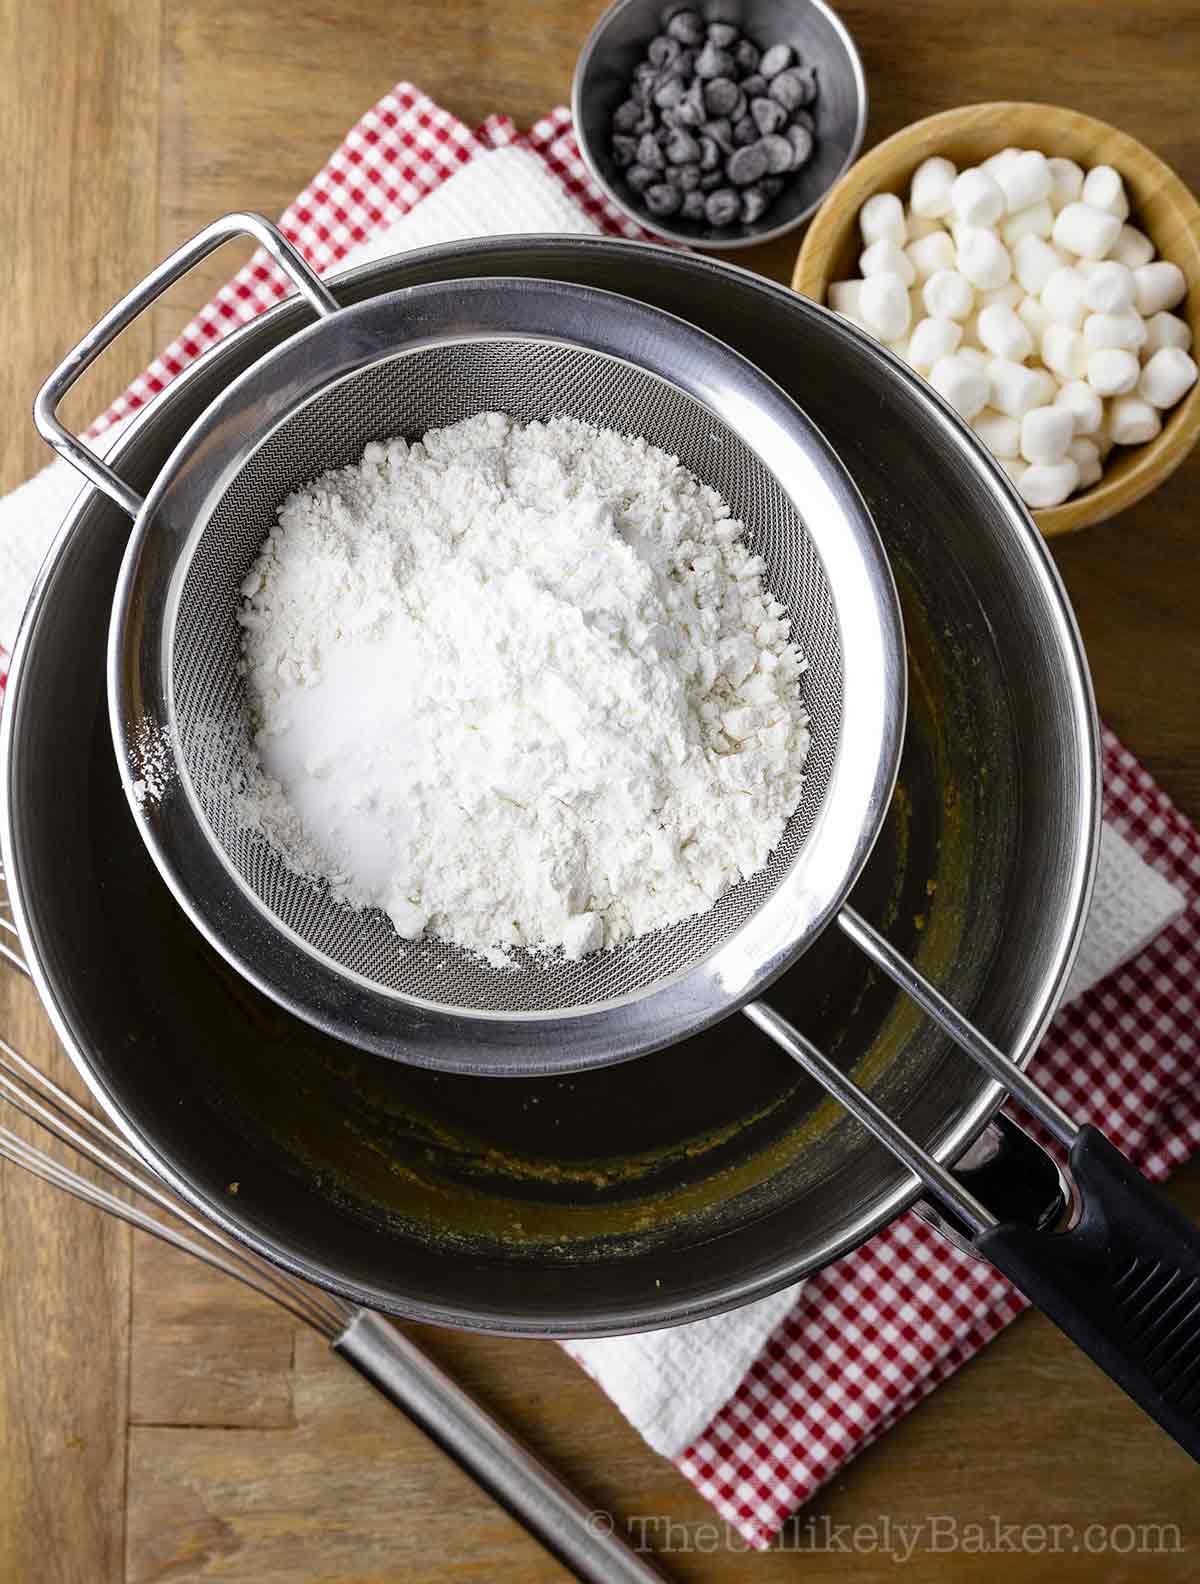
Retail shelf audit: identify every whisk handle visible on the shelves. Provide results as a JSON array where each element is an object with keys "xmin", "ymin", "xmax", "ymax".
[
  {"xmin": 33, "ymin": 212, "xmax": 339, "ymax": 519},
  {"xmin": 332, "ymin": 1310, "xmax": 669, "ymax": 1583}
]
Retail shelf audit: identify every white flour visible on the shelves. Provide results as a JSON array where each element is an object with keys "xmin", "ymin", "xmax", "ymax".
[{"xmin": 236, "ymin": 413, "xmax": 810, "ymax": 961}]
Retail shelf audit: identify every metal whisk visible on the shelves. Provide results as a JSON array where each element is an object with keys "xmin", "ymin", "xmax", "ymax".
[{"xmin": 0, "ymin": 867, "xmax": 665, "ymax": 1584}]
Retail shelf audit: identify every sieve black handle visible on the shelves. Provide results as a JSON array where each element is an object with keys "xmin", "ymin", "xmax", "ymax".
[
  {"xmin": 33, "ymin": 212, "xmax": 340, "ymax": 519},
  {"xmin": 978, "ymin": 1125, "xmax": 1200, "ymax": 1462}
]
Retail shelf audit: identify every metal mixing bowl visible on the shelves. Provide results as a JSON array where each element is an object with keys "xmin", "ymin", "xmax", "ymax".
[
  {"xmin": 572, "ymin": 0, "xmax": 867, "ymax": 249},
  {"xmin": 1, "ymin": 237, "xmax": 1097, "ymax": 1336}
]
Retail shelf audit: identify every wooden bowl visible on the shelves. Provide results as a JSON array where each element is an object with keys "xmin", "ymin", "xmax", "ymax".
[{"xmin": 792, "ymin": 102, "xmax": 1200, "ymax": 537}]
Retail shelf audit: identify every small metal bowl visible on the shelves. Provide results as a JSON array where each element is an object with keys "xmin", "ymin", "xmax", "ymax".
[{"xmin": 572, "ymin": 0, "xmax": 867, "ymax": 251}]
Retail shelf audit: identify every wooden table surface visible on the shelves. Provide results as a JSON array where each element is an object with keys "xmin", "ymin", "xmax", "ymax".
[{"xmin": 2, "ymin": 1, "xmax": 1198, "ymax": 1579}]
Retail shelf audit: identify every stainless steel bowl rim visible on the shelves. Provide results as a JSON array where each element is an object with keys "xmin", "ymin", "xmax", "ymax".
[
  {"xmin": 1, "ymin": 235, "xmax": 1101, "ymax": 1335},
  {"xmin": 571, "ymin": 0, "xmax": 869, "ymax": 250}
]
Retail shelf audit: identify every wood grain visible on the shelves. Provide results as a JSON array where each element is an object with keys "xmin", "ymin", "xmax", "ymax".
[
  {"xmin": 0, "ymin": 3, "xmax": 161, "ymax": 1579},
  {"xmin": 2, "ymin": 0, "xmax": 1199, "ymax": 1579},
  {"xmin": 790, "ymin": 101, "xmax": 1200, "ymax": 536}
]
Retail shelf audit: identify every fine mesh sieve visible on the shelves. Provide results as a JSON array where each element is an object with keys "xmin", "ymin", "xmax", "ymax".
[
  {"xmin": 35, "ymin": 214, "xmax": 906, "ymax": 1073},
  {"xmin": 175, "ymin": 339, "xmax": 842, "ymax": 1015}
]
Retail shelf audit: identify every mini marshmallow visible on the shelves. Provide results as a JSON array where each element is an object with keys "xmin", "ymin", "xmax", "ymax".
[
  {"xmin": 1084, "ymin": 311, "xmax": 1148, "ymax": 351},
  {"xmin": 1054, "ymin": 380, "xmax": 1104, "ymax": 435},
  {"xmin": 923, "ymin": 268, "xmax": 974, "ymax": 320},
  {"xmin": 1013, "ymin": 235, "xmax": 1066, "ymax": 295},
  {"xmin": 979, "ymin": 282, "xmax": 1024, "ymax": 311},
  {"xmin": 1041, "ymin": 266, "xmax": 1089, "ymax": 329},
  {"xmin": 1046, "ymin": 157, "xmax": 1085, "ymax": 212},
  {"xmin": 972, "ymin": 409, "xmax": 1021, "ymax": 458},
  {"xmin": 1142, "ymin": 310, "xmax": 1193, "ymax": 357},
  {"xmin": 860, "ymin": 192, "xmax": 907, "ymax": 247},
  {"xmin": 957, "ymin": 227, "xmax": 1012, "ymax": 290},
  {"xmin": 906, "ymin": 212, "xmax": 946, "ymax": 241},
  {"xmin": 1017, "ymin": 294, "xmax": 1054, "ymax": 340},
  {"xmin": 1020, "ymin": 403, "xmax": 1074, "ymax": 464},
  {"xmin": 1001, "ymin": 198, "xmax": 1054, "ymax": 247},
  {"xmin": 1087, "ymin": 347, "xmax": 1140, "ymax": 395},
  {"xmin": 1041, "ymin": 323, "xmax": 1089, "ymax": 381},
  {"xmin": 951, "ymin": 167, "xmax": 1005, "ymax": 228},
  {"xmin": 828, "ymin": 280, "xmax": 864, "ymax": 316},
  {"xmin": 978, "ymin": 303, "xmax": 1034, "ymax": 361},
  {"xmin": 1018, "ymin": 459, "xmax": 1080, "ymax": 508},
  {"xmin": 1133, "ymin": 260, "xmax": 1187, "ymax": 316},
  {"xmin": 996, "ymin": 149, "xmax": 1052, "ymax": 214},
  {"xmin": 1138, "ymin": 346, "xmax": 1199, "ymax": 409},
  {"xmin": 1081, "ymin": 165, "xmax": 1129, "ymax": 221},
  {"xmin": 861, "ymin": 238, "xmax": 917, "ymax": 286},
  {"xmin": 988, "ymin": 357, "xmax": 1053, "ymax": 417},
  {"xmin": 1108, "ymin": 395, "xmax": 1163, "ymax": 445},
  {"xmin": 1108, "ymin": 224, "xmax": 1155, "ymax": 270},
  {"xmin": 1052, "ymin": 202, "xmax": 1123, "ymax": 260},
  {"xmin": 1068, "ymin": 437, "xmax": 1103, "ymax": 487},
  {"xmin": 998, "ymin": 457, "xmax": 1028, "ymax": 486},
  {"xmin": 982, "ymin": 147, "xmax": 1022, "ymax": 177},
  {"xmin": 905, "ymin": 229, "xmax": 957, "ymax": 282},
  {"xmin": 956, "ymin": 345, "xmax": 989, "ymax": 369},
  {"xmin": 929, "ymin": 354, "xmax": 989, "ymax": 418},
  {"xmin": 1083, "ymin": 261, "xmax": 1136, "ymax": 313},
  {"xmin": 860, "ymin": 273, "xmax": 912, "ymax": 341},
  {"xmin": 907, "ymin": 316, "xmax": 963, "ymax": 370},
  {"xmin": 910, "ymin": 156, "xmax": 957, "ymax": 218}
]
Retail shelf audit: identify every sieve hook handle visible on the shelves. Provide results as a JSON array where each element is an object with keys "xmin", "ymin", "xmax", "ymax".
[{"xmin": 33, "ymin": 212, "xmax": 340, "ymax": 519}]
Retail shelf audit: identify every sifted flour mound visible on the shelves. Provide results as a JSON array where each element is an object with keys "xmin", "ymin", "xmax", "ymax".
[{"xmin": 236, "ymin": 413, "xmax": 810, "ymax": 961}]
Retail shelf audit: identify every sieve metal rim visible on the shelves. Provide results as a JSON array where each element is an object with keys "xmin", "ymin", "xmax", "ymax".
[{"xmin": 101, "ymin": 272, "xmax": 905, "ymax": 1074}]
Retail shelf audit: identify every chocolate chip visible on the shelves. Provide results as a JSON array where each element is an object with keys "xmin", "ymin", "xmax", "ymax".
[
  {"xmin": 734, "ymin": 39, "xmax": 760, "ymax": 74},
  {"xmin": 760, "ymin": 133, "xmax": 794, "ymax": 174},
  {"xmin": 648, "ymin": 34, "xmax": 682, "ymax": 68},
  {"xmin": 741, "ymin": 186, "xmax": 770, "ymax": 224},
  {"xmin": 705, "ymin": 188, "xmax": 741, "ymax": 226},
  {"xmin": 786, "ymin": 122, "xmax": 814, "ymax": 168},
  {"xmin": 665, "ymin": 7, "xmax": 705, "ymax": 46},
  {"xmin": 626, "ymin": 163, "xmax": 656, "ymax": 193},
  {"xmin": 612, "ymin": 134, "xmax": 637, "ymax": 168},
  {"xmin": 673, "ymin": 92, "xmax": 705, "ymax": 127},
  {"xmin": 637, "ymin": 132, "xmax": 665, "ymax": 170},
  {"xmin": 750, "ymin": 95, "xmax": 786, "ymax": 136},
  {"xmin": 703, "ymin": 76, "xmax": 740, "ymax": 116},
  {"xmin": 645, "ymin": 182, "xmax": 683, "ymax": 217},
  {"xmin": 681, "ymin": 189, "xmax": 706, "ymax": 219},
  {"xmin": 790, "ymin": 108, "xmax": 816, "ymax": 135},
  {"xmin": 698, "ymin": 134, "xmax": 721, "ymax": 170},
  {"xmin": 703, "ymin": 116, "xmax": 733, "ymax": 152},
  {"xmin": 653, "ymin": 75, "xmax": 687, "ymax": 110},
  {"xmin": 727, "ymin": 142, "xmax": 769, "ymax": 186},
  {"xmin": 699, "ymin": 169, "xmax": 723, "ymax": 191},
  {"xmin": 732, "ymin": 116, "xmax": 757, "ymax": 146},
  {"xmin": 695, "ymin": 42, "xmax": 734, "ymax": 79},
  {"xmin": 769, "ymin": 66, "xmax": 817, "ymax": 111},
  {"xmin": 665, "ymin": 128, "xmax": 701, "ymax": 164},
  {"xmin": 707, "ymin": 21, "xmax": 739, "ymax": 47},
  {"xmin": 741, "ymin": 73, "xmax": 766, "ymax": 97},
  {"xmin": 675, "ymin": 163, "xmax": 701, "ymax": 190},
  {"xmin": 613, "ymin": 98, "xmax": 642, "ymax": 133},
  {"xmin": 759, "ymin": 42, "xmax": 795, "ymax": 79},
  {"xmin": 635, "ymin": 110, "xmax": 657, "ymax": 135}
]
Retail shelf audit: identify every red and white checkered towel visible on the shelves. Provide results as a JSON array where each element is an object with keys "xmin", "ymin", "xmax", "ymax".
[{"xmin": 3, "ymin": 84, "xmax": 1198, "ymax": 1552}]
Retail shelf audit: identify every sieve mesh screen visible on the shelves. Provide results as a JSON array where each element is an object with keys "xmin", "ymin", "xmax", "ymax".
[{"xmin": 171, "ymin": 339, "xmax": 842, "ymax": 1015}]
